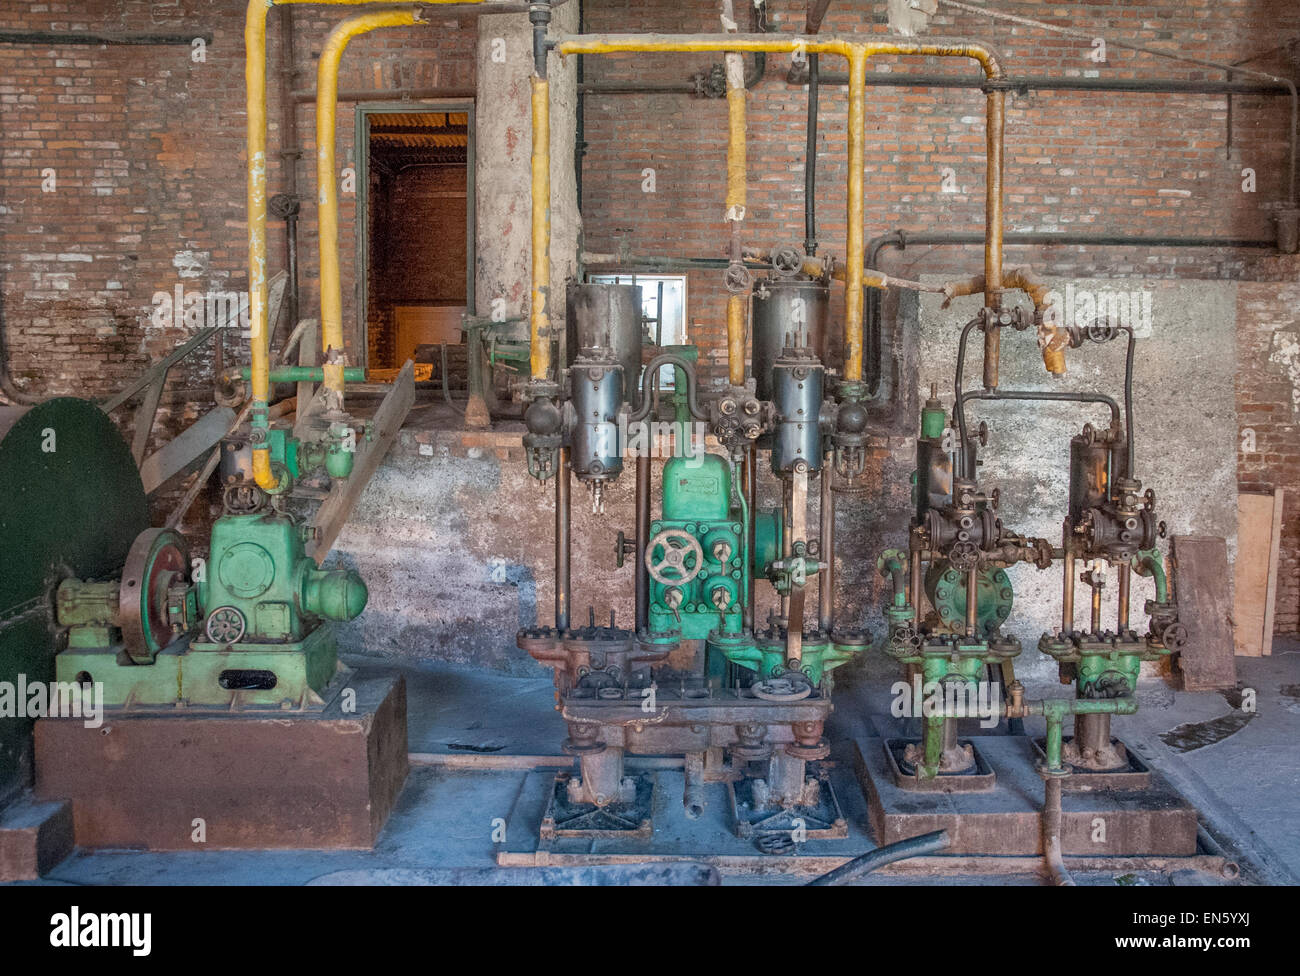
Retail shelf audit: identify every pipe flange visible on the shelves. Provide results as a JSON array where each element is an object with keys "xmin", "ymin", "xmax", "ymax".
[
  {"xmin": 751, "ymin": 674, "xmax": 813, "ymax": 701},
  {"xmin": 785, "ymin": 737, "xmax": 831, "ymax": 762}
]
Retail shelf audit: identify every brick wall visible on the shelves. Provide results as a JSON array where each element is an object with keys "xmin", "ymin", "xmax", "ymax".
[
  {"xmin": 579, "ymin": 0, "xmax": 1300, "ymax": 633},
  {"xmin": 0, "ymin": 0, "xmax": 476, "ymax": 399},
  {"xmin": 0, "ymin": 0, "xmax": 1296, "ymax": 632}
]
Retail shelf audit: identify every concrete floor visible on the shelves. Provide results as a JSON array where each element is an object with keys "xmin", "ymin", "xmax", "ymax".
[{"xmin": 17, "ymin": 639, "xmax": 1300, "ymax": 886}]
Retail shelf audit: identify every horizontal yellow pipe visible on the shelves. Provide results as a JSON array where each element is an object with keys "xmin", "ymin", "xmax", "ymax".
[
  {"xmin": 542, "ymin": 33, "xmax": 1004, "ymax": 387},
  {"xmin": 554, "ymin": 34, "xmax": 1003, "ymax": 78},
  {"xmin": 318, "ymin": 8, "xmax": 424, "ymax": 401},
  {"xmin": 531, "ymin": 77, "xmax": 551, "ymax": 381},
  {"xmin": 245, "ymin": 0, "xmax": 485, "ymax": 492}
]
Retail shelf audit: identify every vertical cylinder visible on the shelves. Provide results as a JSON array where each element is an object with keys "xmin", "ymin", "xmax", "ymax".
[
  {"xmin": 750, "ymin": 278, "xmax": 830, "ymax": 400},
  {"xmin": 980, "ymin": 89, "xmax": 1005, "ymax": 391},
  {"xmin": 743, "ymin": 446, "xmax": 757, "ymax": 630},
  {"xmin": 565, "ymin": 282, "xmax": 643, "ymax": 400},
  {"xmin": 1076, "ymin": 712, "xmax": 1112, "ymax": 759},
  {"xmin": 770, "ymin": 355, "xmax": 824, "ymax": 475}
]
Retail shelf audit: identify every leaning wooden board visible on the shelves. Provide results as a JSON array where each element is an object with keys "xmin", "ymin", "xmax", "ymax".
[
  {"xmin": 1234, "ymin": 490, "xmax": 1283, "ymax": 657},
  {"xmin": 1171, "ymin": 535, "xmax": 1236, "ymax": 691}
]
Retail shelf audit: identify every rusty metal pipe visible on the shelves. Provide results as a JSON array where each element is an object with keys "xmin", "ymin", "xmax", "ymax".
[
  {"xmin": 1062, "ymin": 545, "xmax": 1075, "ymax": 634},
  {"xmin": 818, "ymin": 467, "xmax": 834, "ymax": 633},
  {"xmin": 1118, "ymin": 563, "xmax": 1131, "ymax": 633},
  {"xmin": 556, "ymin": 446, "xmax": 571, "ymax": 632},
  {"xmin": 965, "ymin": 565, "xmax": 979, "ymax": 637}
]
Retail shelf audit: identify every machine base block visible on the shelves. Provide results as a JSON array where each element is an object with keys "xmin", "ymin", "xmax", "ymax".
[
  {"xmin": 729, "ymin": 762, "xmax": 848, "ymax": 839},
  {"xmin": 856, "ymin": 735, "xmax": 1197, "ymax": 856},
  {"xmin": 885, "ymin": 737, "xmax": 997, "ymax": 792},
  {"xmin": 33, "ymin": 671, "xmax": 407, "ymax": 850},
  {"xmin": 540, "ymin": 771, "xmax": 654, "ymax": 839},
  {"xmin": 1030, "ymin": 736, "xmax": 1153, "ymax": 790}
]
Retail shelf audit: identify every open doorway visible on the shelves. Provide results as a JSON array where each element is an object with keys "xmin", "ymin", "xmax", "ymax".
[{"xmin": 357, "ymin": 105, "xmax": 474, "ymax": 378}]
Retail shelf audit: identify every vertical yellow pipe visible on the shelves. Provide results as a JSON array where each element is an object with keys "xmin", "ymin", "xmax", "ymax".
[
  {"xmin": 531, "ymin": 76, "xmax": 552, "ymax": 380},
  {"xmin": 317, "ymin": 8, "xmax": 423, "ymax": 402},
  {"xmin": 245, "ymin": 0, "xmax": 275, "ymax": 489},
  {"xmin": 724, "ymin": 60, "xmax": 747, "ymax": 387},
  {"xmin": 842, "ymin": 48, "xmax": 866, "ymax": 383}
]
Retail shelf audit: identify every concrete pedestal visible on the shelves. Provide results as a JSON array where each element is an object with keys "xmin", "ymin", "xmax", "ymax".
[{"xmin": 855, "ymin": 735, "xmax": 1198, "ymax": 856}]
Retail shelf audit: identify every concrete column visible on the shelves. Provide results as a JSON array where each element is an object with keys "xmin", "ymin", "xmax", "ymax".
[{"xmin": 474, "ymin": 4, "xmax": 579, "ymax": 367}]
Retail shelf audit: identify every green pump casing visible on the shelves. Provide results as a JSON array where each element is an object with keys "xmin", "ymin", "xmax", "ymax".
[{"xmin": 199, "ymin": 512, "xmax": 367, "ymax": 642}]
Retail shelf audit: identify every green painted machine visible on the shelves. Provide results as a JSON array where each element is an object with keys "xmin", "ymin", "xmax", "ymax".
[{"xmin": 54, "ymin": 507, "xmax": 367, "ymax": 709}]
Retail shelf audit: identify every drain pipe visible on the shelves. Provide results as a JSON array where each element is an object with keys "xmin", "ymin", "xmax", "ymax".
[
  {"xmin": 1041, "ymin": 774, "xmax": 1076, "ymax": 886},
  {"xmin": 806, "ymin": 829, "xmax": 950, "ymax": 885}
]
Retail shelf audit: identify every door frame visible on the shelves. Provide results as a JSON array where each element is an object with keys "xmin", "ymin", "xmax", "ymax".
[{"xmin": 354, "ymin": 100, "xmax": 476, "ymax": 366}]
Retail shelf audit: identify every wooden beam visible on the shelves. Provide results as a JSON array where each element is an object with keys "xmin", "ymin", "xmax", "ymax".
[{"xmin": 139, "ymin": 406, "xmax": 236, "ymax": 495}]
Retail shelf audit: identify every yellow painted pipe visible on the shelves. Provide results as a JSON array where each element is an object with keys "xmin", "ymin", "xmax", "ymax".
[
  {"xmin": 844, "ymin": 48, "xmax": 866, "ymax": 382},
  {"xmin": 531, "ymin": 76, "xmax": 552, "ymax": 381},
  {"xmin": 544, "ymin": 34, "xmax": 1005, "ymax": 388},
  {"xmin": 318, "ymin": 8, "xmax": 426, "ymax": 402},
  {"xmin": 726, "ymin": 294, "xmax": 746, "ymax": 385},
  {"xmin": 244, "ymin": 0, "xmax": 481, "ymax": 492}
]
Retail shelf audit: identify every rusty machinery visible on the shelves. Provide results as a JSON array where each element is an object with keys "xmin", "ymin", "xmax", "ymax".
[
  {"xmin": 877, "ymin": 309, "xmax": 1185, "ymax": 793},
  {"xmin": 517, "ymin": 253, "xmax": 877, "ymax": 840}
]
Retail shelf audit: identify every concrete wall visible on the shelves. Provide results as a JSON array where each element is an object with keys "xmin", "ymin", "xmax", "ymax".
[{"xmin": 913, "ymin": 278, "xmax": 1238, "ymax": 678}]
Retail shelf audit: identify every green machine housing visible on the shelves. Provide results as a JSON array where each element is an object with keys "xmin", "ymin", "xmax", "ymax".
[
  {"xmin": 647, "ymin": 455, "xmax": 780, "ymax": 642},
  {"xmin": 56, "ymin": 510, "xmax": 368, "ymax": 709}
]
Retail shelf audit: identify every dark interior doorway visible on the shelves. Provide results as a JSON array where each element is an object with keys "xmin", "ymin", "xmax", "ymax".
[{"xmin": 360, "ymin": 106, "xmax": 473, "ymax": 378}]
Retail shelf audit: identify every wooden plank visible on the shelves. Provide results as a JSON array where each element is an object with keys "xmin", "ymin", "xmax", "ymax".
[
  {"xmin": 139, "ymin": 405, "xmax": 236, "ymax": 494},
  {"xmin": 306, "ymin": 360, "xmax": 415, "ymax": 565},
  {"xmin": 294, "ymin": 319, "xmax": 319, "ymax": 441},
  {"xmin": 1172, "ymin": 535, "xmax": 1237, "ymax": 690},
  {"xmin": 129, "ymin": 374, "xmax": 166, "ymax": 465},
  {"xmin": 1262, "ymin": 488, "xmax": 1284, "ymax": 656},
  {"xmin": 1234, "ymin": 494, "xmax": 1275, "ymax": 657}
]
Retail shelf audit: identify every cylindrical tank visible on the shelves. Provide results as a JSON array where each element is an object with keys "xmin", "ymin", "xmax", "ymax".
[
  {"xmin": 566, "ymin": 282, "xmax": 643, "ymax": 405},
  {"xmin": 569, "ymin": 355, "xmax": 624, "ymax": 484},
  {"xmin": 1068, "ymin": 433, "xmax": 1127, "ymax": 526},
  {"xmin": 770, "ymin": 353, "xmax": 824, "ymax": 475},
  {"xmin": 751, "ymin": 277, "xmax": 829, "ymax": 401}
]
